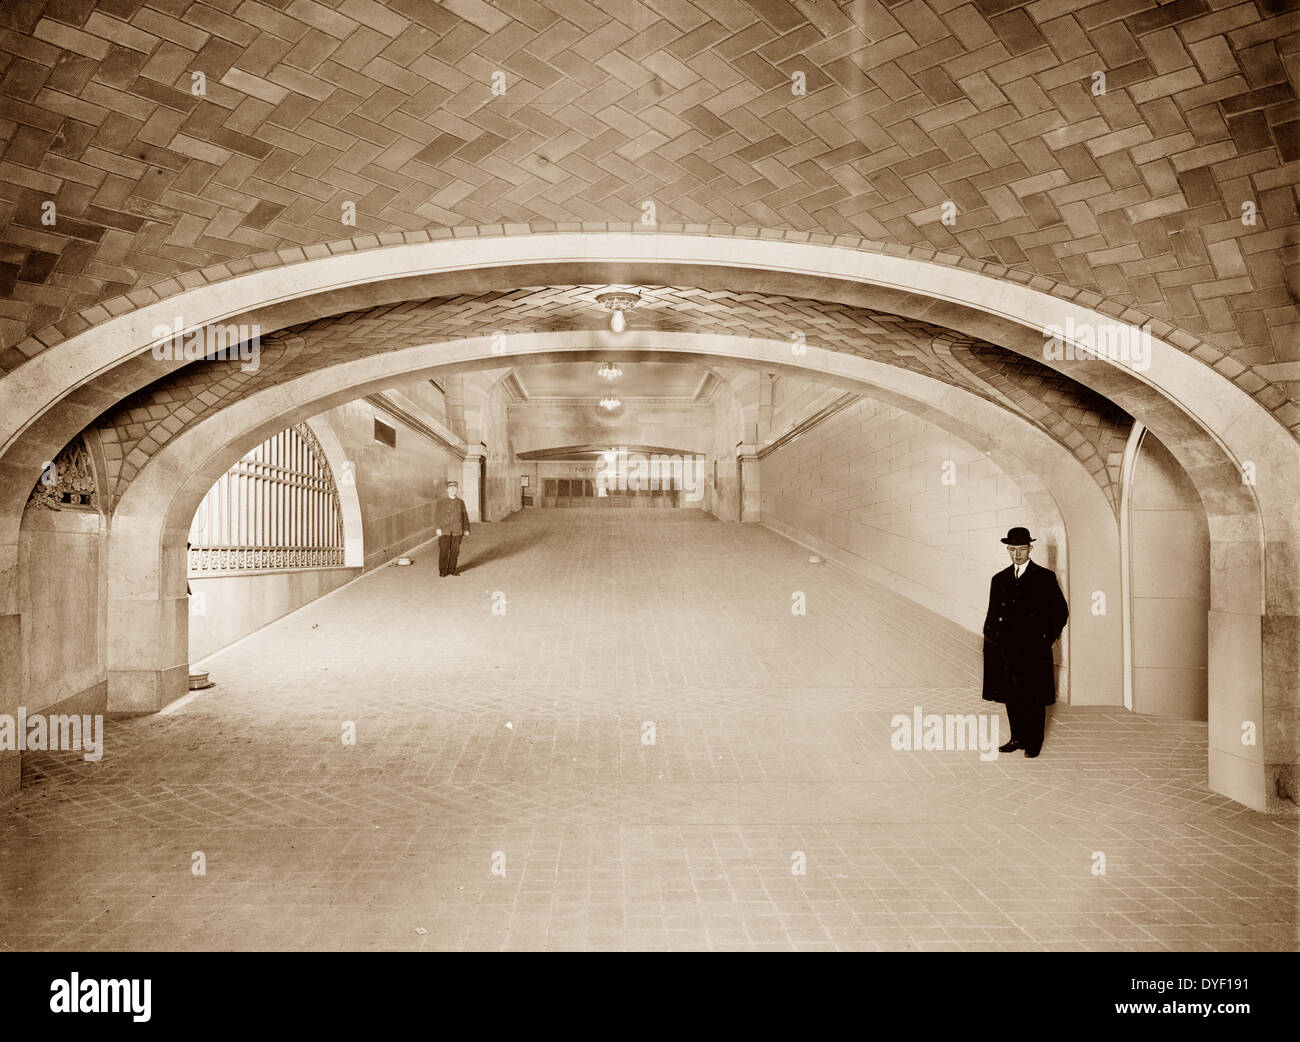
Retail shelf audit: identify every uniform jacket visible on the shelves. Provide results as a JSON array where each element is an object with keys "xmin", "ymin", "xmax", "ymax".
[
  {"xmin": 981, "ymin": 558, "xmax": 1068, "ymax": 706},
  {"xmin": 433, "ymin": 495, "xmax": 470, "ymax": 536}
]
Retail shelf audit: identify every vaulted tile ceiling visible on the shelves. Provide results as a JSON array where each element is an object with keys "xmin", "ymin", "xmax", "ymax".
[
  {"xmin": 0, "ymin": 0, "xmax": 1296, "ymax": 421},
  {"xmin": 86, "ymin": 284, "xmax": 1132, "ymax": 507}
]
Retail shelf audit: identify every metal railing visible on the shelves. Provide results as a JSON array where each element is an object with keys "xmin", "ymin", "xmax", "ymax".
[{"xmin": 188, "ymin": 423, "xmax": 345, "ymax": 574}]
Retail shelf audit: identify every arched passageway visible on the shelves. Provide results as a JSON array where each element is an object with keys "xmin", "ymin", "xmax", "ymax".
[
  {"xmin": 2, "ymin": 0, "xmax": 1298, "ymax": 958},
  {"xmin": 2, "ymin": 235, "xmax": 1294, "ymax": 813}
]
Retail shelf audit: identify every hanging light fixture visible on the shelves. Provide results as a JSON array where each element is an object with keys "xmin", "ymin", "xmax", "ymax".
[
  {"xmin": 597, "ymin": 362, "xmax": 622, "ymax": 380},
  {"xmin": 599, "ymin": 395, "xmax": 621, "ymax": 410},
  {"xmin": 596, "ymin": 289, "xmax": 641, "ymax": 333}
]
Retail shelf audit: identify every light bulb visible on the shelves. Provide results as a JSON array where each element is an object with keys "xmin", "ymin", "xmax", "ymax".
[{"xmin": 610, "ymin": 310, "xmax": 625, "ymax": 333}]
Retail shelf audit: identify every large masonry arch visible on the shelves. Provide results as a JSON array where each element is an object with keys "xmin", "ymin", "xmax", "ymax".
[
  {"xmin": 1, "ymin": 234, "xmax": 1296, "ymax": 812},
  {"xmin": 103, "ymin": 332, "xmax": 1111, "ymax": 720},
  {"xmin": 301, "ymin": 415, "xmax": 366, "ymax": 572}
]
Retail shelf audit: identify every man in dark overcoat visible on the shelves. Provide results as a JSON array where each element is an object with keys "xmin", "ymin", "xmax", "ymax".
[
  {"xmin": 982, "ymin": 526, "xmax": 1069, "ymax": 758},
  {"xmin": 433, "ymin": 480, "xmax": 470, "ymax": 577}
]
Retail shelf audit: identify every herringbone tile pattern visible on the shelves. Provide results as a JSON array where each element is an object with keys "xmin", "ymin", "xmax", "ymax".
[
  {"xmin": 0, "ymin": 513, "xmax": 1294, "ymax": 951},
  {"xmin": 958, "ymin": 340, "xmax": 1133, "ymax": 506},
  {"xmin": 0, "ymin": 1, "xmax": 1297, "ymax": 427},
  {"xmin": 85, "ymin": 283, "xmax": 1132, "ymax": 506}
]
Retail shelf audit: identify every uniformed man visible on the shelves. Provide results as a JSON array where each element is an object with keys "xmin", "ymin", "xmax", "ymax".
[{"xmin": 433, "ymin": 480, "xmax": 470, "ymax": 577}]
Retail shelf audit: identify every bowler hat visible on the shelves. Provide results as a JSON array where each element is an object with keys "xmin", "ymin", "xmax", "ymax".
[{"xmin": 1000, "ymin": 526, "xmax": 1035, "ymax": 545}]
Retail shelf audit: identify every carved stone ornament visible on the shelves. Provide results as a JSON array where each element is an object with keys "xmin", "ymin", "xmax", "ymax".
[{"xmin": 27, "ymin": 437, "xmax": 98, "ymax": 511}]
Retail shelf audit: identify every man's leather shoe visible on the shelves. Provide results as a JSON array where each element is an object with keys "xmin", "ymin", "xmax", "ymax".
[
  {"xmin": 999, "ymin": 741, "xmax": 1020, "ymax": 753},
  {"xmin": 1024, "ymin": 747, "xmax": 1040, "ymax": 758}
]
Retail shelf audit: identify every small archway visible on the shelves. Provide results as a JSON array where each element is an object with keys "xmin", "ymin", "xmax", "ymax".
[{"xmin": 182, "ymin": 416, "xmax": 366, "ymax": 664}]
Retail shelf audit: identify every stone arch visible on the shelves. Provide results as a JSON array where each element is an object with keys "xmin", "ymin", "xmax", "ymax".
[
  {"xmin": 1, "ymin": 238, "xmax": 1284, "ymax": 558},
  {"xmin": 10, "ymin": 226, "xmax": 1289, "ymax": 437},
  {"xmin": 301, "ymin": 416, "xmax": 364, "ymax": 571},
  {"xmin": 0, "ymin": 233, "xmax": 1292, "ymax": 810},
  {"xmin": 102, "ymin": 331, "xmax": 1115, "ymax": 729}
]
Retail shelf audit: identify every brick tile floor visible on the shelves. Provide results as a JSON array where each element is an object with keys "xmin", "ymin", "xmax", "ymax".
[{"xmin": 1, "ymin": 512, "xmax": 1295, "ymax": 951}]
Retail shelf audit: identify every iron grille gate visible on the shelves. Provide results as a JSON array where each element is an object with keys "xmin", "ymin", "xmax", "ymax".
[{"xmin": 187, "ymin": 423, "xmax": 345, "ymax": 574}]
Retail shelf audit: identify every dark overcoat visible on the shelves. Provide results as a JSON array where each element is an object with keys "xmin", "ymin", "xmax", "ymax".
[{"xmin": 981, "ymin": 559, "xmax": 1068, "ymax": 707}]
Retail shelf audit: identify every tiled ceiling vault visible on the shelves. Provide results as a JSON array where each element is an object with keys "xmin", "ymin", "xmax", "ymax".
[
  {"xmin": 82, "ymin": 284, "xmax": 1132, "ymax": 506},
  {"xmin": 0, "ymin": 0, "xmax": 1297, "ymax": 431},
  {"xmin": 956, "ymin": 339, "xmax": 1132, "ymax": 506}
]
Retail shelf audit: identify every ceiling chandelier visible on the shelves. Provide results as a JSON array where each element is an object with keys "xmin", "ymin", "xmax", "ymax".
[
  {"xmin": 597, "ymin": 362, "xmax": 622, "ymax": 380},
  {"xmin": 595, "ymin": 289, "xmax": 641, "ymax": 333},
  {"xmin": 599, "ymin": 395, "xmax": 621, "ymax": 410}
]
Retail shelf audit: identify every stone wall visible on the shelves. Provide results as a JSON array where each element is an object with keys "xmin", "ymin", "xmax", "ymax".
[
  {"xmin": 189, "ymin": 567, "xmax": 359, "ymax": 663},
  {"xmin": 760, "ymin": 397, "xmax": 1041, "ymax": 634},
  {"xmin": 18, "ymin": 509, "xmax": 107, "ymax": 716},
  {"xmin": 324, "ymin": 397, "xmax": 454, "ymax": 571},
  {"xmin": 707, "ymin": 387, "xmax": 745, "ymax": 522},
  {"xmin": 508, "ymin": 400, "xmax": 712, "ymax": 457},
  {"xmin": 481, "ymin": 380, "xmax": 517, "ymax": 521},
  {"xmin": 1128, "ymin": 431, "xmax": 1210, "ymax": 720}
]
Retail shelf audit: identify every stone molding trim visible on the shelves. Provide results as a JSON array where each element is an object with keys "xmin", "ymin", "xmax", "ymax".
[
  {"xmin": 5, "ymin": 228, "xmax": 1295, "ymax": 438},
  {"xmin": 364, "ymin": 393, "xmax": 467, "ymax": 458},
  {"xmin": 757, "ymin": 392, "xmax": 862, "ymax": 460}
]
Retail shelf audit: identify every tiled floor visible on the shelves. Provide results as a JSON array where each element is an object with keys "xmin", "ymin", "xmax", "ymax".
[{"xmin": 1, "ymin": 512, "xmax": 1295, "ymax": 951}]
